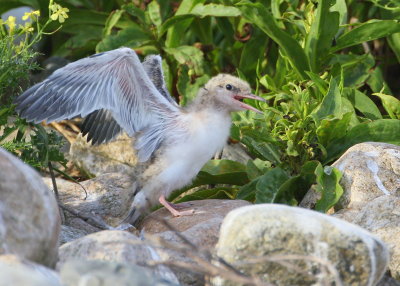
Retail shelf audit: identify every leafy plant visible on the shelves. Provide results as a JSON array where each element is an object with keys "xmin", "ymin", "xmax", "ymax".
[{"xmin": 0, "ymin": 1, "xmax": 69, "ymax": 171}]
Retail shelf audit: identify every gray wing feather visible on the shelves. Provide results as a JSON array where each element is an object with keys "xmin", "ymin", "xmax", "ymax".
[
  {"xmin": 15, "ymin": 47, "xmax": 182, "ymax": 161},
  {"xmin": 80, "ymin": 54, "xmax": 177, "ymax": 145}
]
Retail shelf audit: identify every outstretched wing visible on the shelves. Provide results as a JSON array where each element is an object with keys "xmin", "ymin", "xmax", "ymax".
[
  {"xmin": 15, "ymin": 48, "xmax": 182, "ymax": 160},
  {"xmin": 80, "ymin": 54, "xmax": 177, "ymax": 145}
]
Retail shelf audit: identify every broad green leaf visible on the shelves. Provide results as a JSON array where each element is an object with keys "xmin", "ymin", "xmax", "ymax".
[
  {"xmin": 165, "ymin": 46, "xmax": 204, "ymax": 75},
  {"xmin": 246, "ymin": 159, "xmax": 271, "ymax": 181},
  {"xmin": 333, "ymin": 20, "xmax": 400, "ymax": 52},
  {"xmin": 343, "ymin": 89, "xmax": 382, "ymax": 120},
  {"xmin": 175, "ymin": 187, "xmax": 236, "ymax": 203},
  {"xmin": 165, "ymin": 0, "xmax": 205, "ymax": 48},
  {"xmin": 177, "ymin": 65, "xmax": 209, "ymax": 106},
  {"xmin": 241, "ymin": 136, "xmax": 282, "ymax": 165},
  {"xmin": 325, "ymin": 119, "xmax": 400, "ymax": 162},
  {"xmin": 374, "ymin": 93, "xmax": 400, "ymax": 119},
  {"xmin": 274, "ymin": 161, "xmax": 319, "ymax": 204},
  {"xmin": 304, "ymin": 0, "xmax": 339, "ymax": 72},
  {"xmin": 255, "ymin": 167, "xmax": 290, "ymax": 203},
  {"xmin": 239, "ymin": 28, "xmax": 268, "ymax": 83},
  {"xmin": 237, "ymin": 1, "xmax": 311, "ymax": 79},
  {"xmin": 148, "ymin": 0, "xmax": 162, "ymax": 28},
  {"xmin": 314, "ymin": 164, "xmax": 343, "ymax": 212},
  {"xmin": 96, "ymin": 25, "xmax": 150, "ymax": 52},
  {"xmin": 367, "ymin": 67, "xmax": 392, "ymax": 94},
  {"xmin": 159, "ymin": 14, "xmax": 194, "ymax": 37},
  {"xmin": 190, "ymin": 3, "xmax": 241, "ymax": 17},
  {"xmin": 237, "ymin": 177, "xmax": 259, "ymax": 201},
  {"xmin": 388, "ymin": 33, "xmax": 400, "ymax": 63},
  {"xmin": 103, "ymin": 9, "xmax": 124, "ymax": 37},
  {"xmin": 122, "ymin": 3, "xmax": 146, "ymax": 23},
  {"xmin": 312, "ymin": 77, "xmax": 342, "ymax": 124},
  {"xmin": 317, "ymin": 112, "xmax": 352, "ymax": 147}
]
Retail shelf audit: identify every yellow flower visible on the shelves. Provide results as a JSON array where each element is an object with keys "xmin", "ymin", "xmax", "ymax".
[
  {"xmin": 22, "ymin": 10, "xmax": 40, "ymax": 21},
  {"xmin": 5, "ymin": 16, "xmax": 16, "ymax": 34},
  {"xmin": 20, "ymin": 22, "xmax": 34, "ymax": 33},
  {"xmin": 50, "ymin": 3, "xmax": 69, "ymax": 23}
]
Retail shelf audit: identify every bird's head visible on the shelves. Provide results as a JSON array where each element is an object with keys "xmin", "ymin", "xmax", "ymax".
[{"xmin": 204, "ymin": 74, "xmax": 265, "ymax": 114}]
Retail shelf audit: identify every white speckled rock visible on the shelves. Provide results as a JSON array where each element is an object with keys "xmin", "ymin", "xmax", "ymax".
[
  {"xmin": 212, "ymin": 204, "xmax": 389, "ymax": 286},
  {"xmin": 57, "ymin": 230, "xmax": 179, "ymax": 284},
  {"xmin": 60, "ymin": 260, "xmax": 179, "ymax": 286},
  {"xmin": 0, "ymin": 148, "xmax": 60, "ymax": 267},
  {"xmin": 0, "ymin": 254, "xmax": 61, "ymax": 286},
  {"xmin": 334, "ymin": 195, "xmax": 400, "ymax": 279},
  {"xmin": 332, "ymin": 142, "xmax": 400, "ymax": 209}
]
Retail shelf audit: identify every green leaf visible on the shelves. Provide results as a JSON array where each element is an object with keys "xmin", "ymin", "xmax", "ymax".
[
  {"xmin": 190, "ymin": 3, "xmax": 241, "ymax": 17},
  {"xmin": 165, "ymin": 0, "xmax": 205, "ymax": 48},
  {"xmin": 388, "ymin": 32, "xmax": 400, "ymax": 63},
  {"xmin": 314, "ymin": 164, "xmax": 343, "ymax": 212},
  {"xmin": 343, "ymin": 89, "xmax": 382, "ymax": 120},
  {"xmin": 103, "ymin": 9, "xmax": 124, "ymax": 37},
  {"xmin": 237, "ymin": 177, "xmax": 259, "ymax": 202},
  {"xmin": 177, "ymin": 65, "xmax": 209, "ymax": 106},
  {"xmin": 325, "ymin": 119, "xmax": 400, "ymax": 162},
  {"xmin": 316, "ymin": 112, "xmax": 352, "ymax": 147},
  {"xmin": 237, "ymin": 1, "xmax": 311, "ymax": 79},
  {"xmin": 246, "ymin": 159, "xmax": 271, "ymax": 181},
  {"xmin": 164, "ymin": 46, "xmax": 204, "ymax": 75},
  {"xmin": 304, "ymin": 0, "xmax": 340, "ymax": 72},
  {"xmin": 148, "ymin": 0, "xmax": 162, "ymax": 28},
  {"xmin": 333, "ymin": 20, "xmax": 400, "ymax": 52},
  {"xmin": 255, "ymin": 167, "xmax": 290, "ymax": 203},
  {"xmin": 274, "ymin": 161, "xmax": 319, "ymax": 204},
  {"xmin": 367, "ymin": 67, "xmax": 392, "ymax": 94},
  {"xmin": 373, "ymin": 93, "xmax": 400, "ymax": 119},
  {"xmin": 175, "ymin": 187, "xmax": 236, "ymax": 203},
  {"xmin": 96, "ymin": 25, "xmax": 150, "ymax": 52},
  {"xmin": 312, "ymin": 77, "xmax": 342, "ymax": 124}
]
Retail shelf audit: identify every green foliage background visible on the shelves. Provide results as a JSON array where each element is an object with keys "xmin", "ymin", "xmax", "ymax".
[{"xmin": 1, "ymin": 0, "xmax": 400, "ymax": 211}]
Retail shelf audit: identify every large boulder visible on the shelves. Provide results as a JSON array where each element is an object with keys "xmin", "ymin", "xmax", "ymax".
[
  {"xmin": 69, "ymin": 133, "xmax": 137, "ymax": 176},
  {"xmin": 140, "ymin": 199, "xmax": 250, "ymax": 286},
  {"xmin": 60, "ymin": 260, "xmax": 179, "ymax": 286},
  {"xmin": 0, "ymin": 148, "xmax": 60, "ymax": 267},
  {"xmin": 58, "ymin": 230, "xmax": 179, "ymax": 284},
  {"xmin": 0, "ymin": 254, "xmax": 60, "ymax": 286},
  {"xmin": 212, "ymin": 204, "xmax": 389, "ymax": 286}
]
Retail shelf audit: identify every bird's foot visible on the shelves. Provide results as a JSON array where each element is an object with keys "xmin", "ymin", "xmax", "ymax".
[{"xmin": 159, "ymin": 195, "xmax": 195, "ymax": 217}]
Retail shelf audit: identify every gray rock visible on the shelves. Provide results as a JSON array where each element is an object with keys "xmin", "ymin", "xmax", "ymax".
[
  {"xmin": 60, "ymin": 260, "xmax": 179, "ymax": 286},
  {"xmin": 334, "ymin": 195, "xmax": 400, "ymax": 279},
  {"xmin": 43, "ymin": 172, "xmax": 136, "ymax": 230},
  {"xmin": 0, "ymin": 148, "xmax": 60, "ymax": 267},
  {"xmin": 69, "ymin": 133, "xmax": 137, "ymax": 177},
  {"xmin": 57, "ymin": 230, "xmax": 179, "ymax": 284},
  {"xmin": 220, "ymin": 142, "xmax": 251, "ymax": 165},
  {"xmin": 140, "ymin": 199, "xmax": 250, "ymax": 286},
  {"xmin": 59, "ymin": 225, "xmax": 90, "ymax": 245},
  {"xmin": 212, "ymin": 204, "xmax": 389, "ymax": 286},
  {"xmin": 332, "ymin": 142, "xmax": 400, "ymax": 210},
  {"xmin": 0, "ymin": 254, "xmax": 61, "ymax": 286}
]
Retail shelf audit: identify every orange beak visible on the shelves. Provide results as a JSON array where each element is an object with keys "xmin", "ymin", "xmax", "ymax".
[{"xmin": 234, "ymin": 93, "xmax": 266, "ymax": 114}]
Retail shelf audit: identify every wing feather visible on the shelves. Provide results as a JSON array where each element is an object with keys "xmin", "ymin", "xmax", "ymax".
[{"xmin": 15, "ymin": 48, "xmax": 181, "ymax": 148}]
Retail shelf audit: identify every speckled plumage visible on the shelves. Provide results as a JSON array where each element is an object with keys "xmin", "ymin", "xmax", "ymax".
[{"xmin": 14, "ymin": 47, "xmax": 265, "ymax": 225}]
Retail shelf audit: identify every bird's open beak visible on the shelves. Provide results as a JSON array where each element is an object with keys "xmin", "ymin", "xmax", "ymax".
[{"xmin": 234, "ymin": 93, "xmax": 266, "ymax": 114}]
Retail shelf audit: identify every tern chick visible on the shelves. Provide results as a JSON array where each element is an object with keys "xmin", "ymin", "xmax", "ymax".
[{"xmin": 14, "ymin": 47, "xmax": 265, "ymax": 225}]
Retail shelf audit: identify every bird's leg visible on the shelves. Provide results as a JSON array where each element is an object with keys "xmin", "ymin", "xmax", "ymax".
[{"xmin": 159, "ymin": 195, "xmax": 195, "ymax": 217}]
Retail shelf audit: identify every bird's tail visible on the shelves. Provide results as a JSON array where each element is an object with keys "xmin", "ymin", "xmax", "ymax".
[{"xmin": 120, "ymin": 206, "xmax": 142, "ymax": 226}]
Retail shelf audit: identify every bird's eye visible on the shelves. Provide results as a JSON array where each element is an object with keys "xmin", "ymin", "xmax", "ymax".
[{"xmin": 226, "ymin": 84, "xmax": 233, "ymax": 90}]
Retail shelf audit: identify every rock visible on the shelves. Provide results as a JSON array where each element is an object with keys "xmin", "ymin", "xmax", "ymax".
[
  {"xmin": 220, "ymin": 142, "xmax": 251, "ymax": 164},
  {"xmin": 212, "ymin": 204, "xmax": 389, "ymax": 286},
  {"xmin": 332, "ymin": 142, "xmax": 400, "ymax": 210},
  {"xmin": 69, "ymin": 133, "xmax": 137, "ymax": 177},
  {"xmin": 0, "ymin": 148, "xmax": 60, "ymax": 267},
  {"xmin": 0, "ymin": 254, "xmax": 61, "ymax": 286},
  {"xmin": 377, "ymin": 274, "xmax": 400, "ymax": 286},
  {"xmin": 60, "ymin": 260, "xmax": 179, "ymax": 286},
  {"xmin": 140, "ymin": 199, "xmax": 250, "ymax": 286},
  {"xmin": 43, "ymin": 172, "xmax": 136, "ymax": 230},
  {"xmin": 58, "ymin": 230, "xmax": 179, "ymax": 284},
  {"xmin": 59, "ymin": 225, "xmax": 90, "ymax": 245},
  {"xmin": 334, "ymin": 195, "xmax": 400, "ymax": 279}
]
